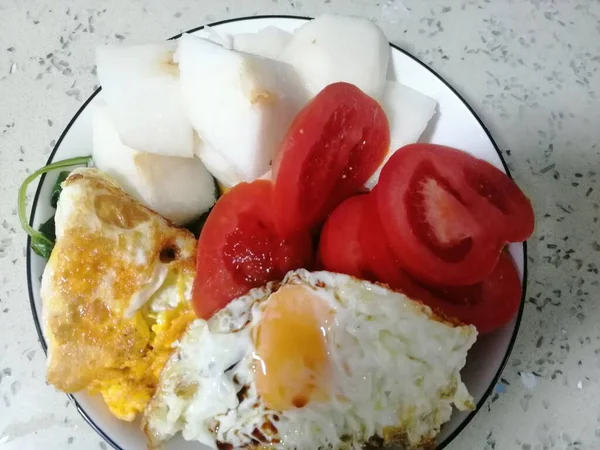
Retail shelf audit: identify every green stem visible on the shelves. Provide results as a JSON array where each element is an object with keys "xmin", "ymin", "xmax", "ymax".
[{"xmin": 18, "ymin": 156, "xmax": 91, "ymax": 243}]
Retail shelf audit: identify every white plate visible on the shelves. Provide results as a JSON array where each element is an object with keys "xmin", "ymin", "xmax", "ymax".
[{"xmin": 26, "ymin": 15, "xmax": 526, "ymax": 450}]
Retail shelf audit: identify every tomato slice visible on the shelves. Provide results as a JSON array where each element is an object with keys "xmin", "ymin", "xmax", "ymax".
[
  {"xmin": 273, "ymin": 82, "xmax": 390, "ymax": 237},
  {"xmin": 419, "ymin": 251, "xmax": 522, "ymax": 334},
  {"xmin": 318, "ymin": 192, "xmax": 442, "ymax": 305},
  {"xmin": 402, "ymin": 144, "xmax": 534, "ymax": 242},
  {"xmin": 359, "ymin": 191, "xmax": 406, "ymax": 284},
  {"xmin": 358, "ymin": 191, "xmax": 444, "ymax": 301},
  {"xmin": 192, "ymin": 180, "xmax": 314, "ymax": 319},
  {"xmin": 317, "ymin": 195, "xmax": 369, "ymax": 279},
  {"xmin": 376, "ymin": 143, "xmax": 532, "ymax": 286},
  {"xmin": 460, "ymin": 157, "xmax": 534, "ymax": 242}
]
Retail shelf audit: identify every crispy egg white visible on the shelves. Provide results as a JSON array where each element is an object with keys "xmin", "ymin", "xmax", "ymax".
[
  {"xmin": 40, "ymin": 168, "xmax": 197, "ymax": 421},
  {"xmin": 143, "ymin": 270, "xmax": 477, "ymax": 449}
]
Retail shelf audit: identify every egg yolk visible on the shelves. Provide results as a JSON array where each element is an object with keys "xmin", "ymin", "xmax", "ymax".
[{"xmin": 253, "ymin": 285, "xmax": 332, "ymax": 410}]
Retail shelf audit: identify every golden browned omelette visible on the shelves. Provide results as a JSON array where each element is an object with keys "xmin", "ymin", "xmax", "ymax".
[{"xmin": 40, "ymin": 168, "xmax": 197, "ymax": 421}]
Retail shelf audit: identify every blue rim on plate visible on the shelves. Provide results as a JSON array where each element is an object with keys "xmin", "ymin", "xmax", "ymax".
[{"xmin": 26, "ymin": 14, "xmax": 527, "ymax": 450}]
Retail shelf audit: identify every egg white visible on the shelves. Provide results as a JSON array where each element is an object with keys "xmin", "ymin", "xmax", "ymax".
[{"xmin": 143, "ymin": 270, "xmax": 477, "ymax": 449}]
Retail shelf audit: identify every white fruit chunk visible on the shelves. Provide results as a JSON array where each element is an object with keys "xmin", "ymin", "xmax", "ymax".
[
  {"xmin": 177, "ymin": 33, "xmax": 308, "ymax": 182},
  {"xmin": 192, "ymin": 136, "xmax": 244, "ymax": 189},
  {"xmin": 92, "ymin": 103, "xmax": 216, "ymax": 225},
  {"xmin": 283, "ymin": 14, "xmax": 390, "ymax": 99},
  {"xmin": 96, "ymin": 43, "xmax": 194, "ymax": 157},
  {"xmin": 364, "ymin": 81, "xmax": 437, "ymax": 190},
  {"xmin": 232, "ymin": 26, "xmax": 292, "ymax": 59}
]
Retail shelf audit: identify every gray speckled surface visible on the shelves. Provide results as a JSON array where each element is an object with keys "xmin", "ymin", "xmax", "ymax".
[{"xmin": 0, "ymin": 0, "xmax": 599, "ymax": 449}]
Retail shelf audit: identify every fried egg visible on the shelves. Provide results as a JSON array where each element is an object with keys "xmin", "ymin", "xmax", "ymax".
[
  {"xmin": 41, "ymin": 168, "xmax": 197, "ymax": 421},
  {"xmin": 143, "ymin": 270, "xmax": 477, "ymax": 449}
]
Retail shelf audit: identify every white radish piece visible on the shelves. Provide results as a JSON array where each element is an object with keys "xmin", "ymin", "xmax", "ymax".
[
  {"xmin": 232, "ymin": 26, "xmax": 292, "ymax": 59},
  {"xmin": 92, "ymin": 103, "xmax": 216, "ymax": 225},
  {"xmin": 195, "ymin": 25, "xmax": 234, "ymax": 49},
  {"xmin": 96, "ymin": 43, "xmax": 194, "ymax": 158},
  {"xmin": 364, "ymin": 81, "xmax": 437, "ymax": 190},
  {"xmin": 193, "ymin": 135, "xmax": 244, "ymax": 189},
  {"xmin": 282, "ymin": 14, "xmax": 390, "ymax": 99},
  {"xmin": 177, "ymin": 33, "xmax": 308, "ymax": 182}
]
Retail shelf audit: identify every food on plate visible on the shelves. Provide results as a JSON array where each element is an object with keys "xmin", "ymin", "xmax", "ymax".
[
  {"xmin": 422, "ymin": 251, "xmax": 522, "ymax": 334},
  {"xmin": 358, "ymin": 189, "xmax": 416, "ymax": 290},
  {"xmin": 40, "ymin": 169, "xmax": 197, "ymax": 420},
  {"xmin": 317, "ymin": 194, "xmax": 368, "ymax": 279},
  {"xmin": 177, "ymin": 33, "xmax": 308, "ymax": 187},
  {"xmin": 51, "ymin": 171, "xmax": 71, "ymax": 208},
  {"xmin": 93, "ymin": 103, "xmax": 217, "ymax": 225},
  {"xmin": 232, "ymin": 26, "xmax": 292, "ymax": 59},
  {"xmin": 20, "ymin": 14, "xmax": 533, "ymax": 442},
  {"xmin": 194, "ymin": 25, "xmax": 234, "ymax": 49},
  {"xmin": 318, "ymin": 191, "xmax": 424, "ymax": 297},
  {"xmin": 376, "ymin": 143, "xmax": 534, "ymax": 286},
  {"xmin": 143, "ymin": 270, "xmax": 477, "ymax": 449},
  {"xmin": 365, "ymin": 81, "xmax": 437, "ymax": 189},
  {"xmin": 19, "ymin": 156, "xmax": 91, "ymax": 259},
  {"xmin": 283, "ymin": 14, "xmax": 390, "ymax": 99},
  {"xmin": 192, "ymin": 136, "xmax": 244, "ymax": 190},
  {"xmin": 318, "ymin": 192, "xmax": 523, "ymax": 333},
  {"xmin": 273, "ymin": 82, "xmax": 390, "ymax": 237},
  {"xmin": 318, "ymin": 142, "xmax": 532, "ymax": 333},
  {"xmin": 96, "ymin": 43, "xmax": 194, "ymax": 157},
  {"xmin": 192, "ymin": 180, "xmax": 314, "ymax": 319}
]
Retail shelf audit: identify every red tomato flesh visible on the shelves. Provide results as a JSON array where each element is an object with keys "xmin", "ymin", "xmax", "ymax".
[
  {"xmin": 376, "ymin": 143, "xmax": 533, "ymax": 286},
  {"xmin": 318, "ymin": 192, "xmax": 522, "ymax": 334},
  {"xmin": 359, "ymin": 191, "xmax": 409, "ymax": 285},
  {"xmin": 318, "ymin": 195, "xmax": 369, "ymax": 279},
  {"xmin": 318, "ymin": 192, "xmax": 443, "ymax": 305},
  {"xmin": 419, "ymin": 251, "xmax": 522, "ymax": 334},
  {"xmin": 192, "ymin": 180, "xmax": 314, "ymax": 319},
  {"xmin": 273, "ymin": 82, "xmax": 390, "ymax": 237}
]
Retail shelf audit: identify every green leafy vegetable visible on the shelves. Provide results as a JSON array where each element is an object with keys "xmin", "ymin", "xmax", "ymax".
[
  {"xmin": 18, "ymin": 156, "xmax": 91, "ymax": 260},
  {"xmin": 38, "ymin": 215, "xmax": 56, "ymax": 241},
  {"xmin": 50, "ymin": 171, "xmax": 71, "ymax": 208},
  {"xmin": 31, "ymin": 216, "xmax": 56, "ymax": 259}
]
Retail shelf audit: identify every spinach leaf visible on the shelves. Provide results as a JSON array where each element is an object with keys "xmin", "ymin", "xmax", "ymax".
[
  {"xmin": 18, "ymin": 156, "xmax": 91, "ymax": 260},
  {"xmin": 31, "ymin": 236, "xmax": 54, "ymax": 259},
  {"xmin": 50, "ymin": 171, "xmax": 70, "ymax": 208},
  {"xmin": 38, "ymin": 215, "xmax": 56, "ymax": 241},
  {"xmin": 31, "ymin": 216, "xmax": 56, "ymax": 259}
]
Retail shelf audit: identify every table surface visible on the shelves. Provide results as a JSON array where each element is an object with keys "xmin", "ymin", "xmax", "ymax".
[{"xmin": 1, "ymin": 0, "xmax": 599, "ymax": 449}]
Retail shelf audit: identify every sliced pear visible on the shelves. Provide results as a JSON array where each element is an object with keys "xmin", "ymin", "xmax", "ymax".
[
  {"xmin": 232, "ymin": 26, "xmax": 292, "ymax": 59},
  {"xmin": 282, "ymin": 14, "xmax": 389, "ymax": 99},
  {"xmin": 364, "ymin": 81, "xmax": 437, "ymax": 189},
  {"xmin": 176, "ymin": 33, "xmax": 308, "ymax": 182},
  {"xmin": 92, "ymin": 103, "xmax": 216, "ymax": 225},
  {"xmin": 192, "ymin": 135, "xmax": 243, "ymax": 189},
  {"xmin": 96, "ymin": 43, "xmax": 194, "ymax": 158}
]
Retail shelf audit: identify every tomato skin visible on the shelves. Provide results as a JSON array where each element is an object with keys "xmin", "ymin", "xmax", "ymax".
[
  {"xmin": 418, "ymin": 251, "xmax": 522, "ymax": 334},
  {"xmin": 317, "ymin": 195, "xmax": 368, "ymax": 279},
  {"xmin": 359, "ymin": 190, "xmax": 407, "ymax": 284},
  {"xmin": 357, "ymin": 191, "xmax": 447, "ymax": 302},
  {"xmin": 319, "ymin": 192, "xmax": 444, "ymax": 306},
  {"xmin": 461, "ymin": 157, "xmax": 534, "ymax": 242},
  {"xmin": 318, "ymin": 191, "xmax": 522, "ymax": 334},
  {"xmin": 377, "ymin": 147, "xmax": 502, "ymax": 286},
  {"xmin": 406, "ymin": 144, "xmax": 534, "ymax": 242},
  {"xmin": 192, "ymin": 180, "xmax": 314, "ymax": 319},
  {"xmin": 273, "ymin": 82, "xmax": 390, "ymax": 237},
  {"xmin": 376, "ymin": 143, "xmax": 533, "ymax": 286}
]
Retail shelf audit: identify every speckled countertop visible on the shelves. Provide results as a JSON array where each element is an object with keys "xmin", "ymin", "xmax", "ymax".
[{"xmin": 0, "ymin": 0, "xmax": 599, "ymax": 449}]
